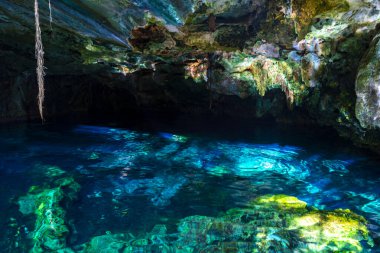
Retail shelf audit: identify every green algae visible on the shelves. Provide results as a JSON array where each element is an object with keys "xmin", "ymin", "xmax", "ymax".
[
  {"xmin": 76, "ymin": 194, "xmax": 373, "ymax": 253},
  {"xmin": 251, "ymin": 194, "xmax": 308, "ymax": 210},
  {"xmin": 18, "ymin": 177, "xmax": 80, "ymax": 252},
  {"xmin": 178, "ymin": 194, "xmax": 373, "ymax": 252},
  {"xmin": 289, "ymin": 209, "xmax": 371, "ymax": 252}
]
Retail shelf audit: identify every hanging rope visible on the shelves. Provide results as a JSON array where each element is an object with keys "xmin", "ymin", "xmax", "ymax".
[{"xmin": 34, "ymin": 0, "xmax": 45, "ymax": 121}]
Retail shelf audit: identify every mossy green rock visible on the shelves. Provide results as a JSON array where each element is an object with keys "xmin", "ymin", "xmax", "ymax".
[
  {"xmin": 80, "ymin": 194, "xmax": 373, "ymax": 253},
  {"xmin": 18, "ymin": 177, "xmax": 80, "ymax": 252},
  {"xmin": 356, "ymin": 34, "xmax": 380, "ymax": 129},
  {"xmin": 84, "ymin": 234, "xmax": 132, "ymax": 253},
  {"xmin": 251, "ymin": 194, "xmax": 308, "ymax": 209}
]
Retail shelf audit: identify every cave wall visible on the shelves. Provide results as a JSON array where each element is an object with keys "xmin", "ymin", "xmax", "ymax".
[{"xmin": 1, "ymin": 0, "xmax": 380, "ymax": 151}]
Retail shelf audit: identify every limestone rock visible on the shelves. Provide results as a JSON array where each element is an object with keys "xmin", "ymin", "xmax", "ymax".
[
  {"xmin": 356, "ymin": 34, "xmax": 380, "ymax": 129},
  {"xmin": 78, "ymin": 195, "xmax": 374, "ymax": 252},
  {"xmin": 17, "ymin": 177, "xmax": 80, "ymax": 252}
]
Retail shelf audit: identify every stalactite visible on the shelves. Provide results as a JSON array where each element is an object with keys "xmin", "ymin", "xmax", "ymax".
[{"xmin": 34, "ymin": 0, "xmax": 45, "ymax": 121}]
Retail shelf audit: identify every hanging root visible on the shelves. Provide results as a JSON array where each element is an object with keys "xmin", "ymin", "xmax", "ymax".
[
  {"xmin": 48, "ymin": 0, "xmax": 53, "ymax": 30},
  {"xmin": 34, "ymin": 0, "xmax": 45, "ymax": 121}
]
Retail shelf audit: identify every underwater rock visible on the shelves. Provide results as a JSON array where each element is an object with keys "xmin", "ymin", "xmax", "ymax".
[
  {"xmin": 361, "ymin": 199, "xmax": 380, "ymax": 222},
  {"xmin": 82, "ymin": 233, "xmax": 133, "ymax": 253},
  {"xmin": 122, "ymin": 175, "xmax": 188, "ymax": 206},
  {"xmin": 218, "ymin": 143, "xmax": 311, "ymax": 180},
  {"xmin": 153, "ymin": 140, "xmax": 314, "ymax": 181},
  {"xmin": 17, "ymin": 177, "xmax": 80, "ymax": 252},
  {"xmin": 79, "ymin": 224, "xmax": 173, "ymax": 253},
  {"xmin": 30, "ymin": 165, "xmax": 67, "ymax": 179},
  {"xmin": 355, "ymin": 33, "xmax": 380, "ymax": 129},
  {"xmin": 176, "ymin": 194, "xmax": 373, "ymax": 252},
  {"xmin": 252, "ymin": 194, "xmax": 308, "ymax": 209},
  {"xmin": 321, "ymin": 159, "xmax": 350, "ymax": 173},
  {"xmin": 78, "ymin": 194, "xmax": 373, "ymax": 252}
]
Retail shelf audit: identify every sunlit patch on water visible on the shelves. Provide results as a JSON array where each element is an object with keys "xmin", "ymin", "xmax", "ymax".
[{"xmin": 0, "ymin": 124, "xmax": 379, "ymax": 252}]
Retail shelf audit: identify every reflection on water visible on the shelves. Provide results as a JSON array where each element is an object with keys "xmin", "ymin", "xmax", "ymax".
[{"xmin": 0, "ymin": 122, "xmax": 379, "ymax": 252}]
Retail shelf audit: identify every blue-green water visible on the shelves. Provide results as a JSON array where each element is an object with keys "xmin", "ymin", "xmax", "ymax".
[{"xmin": 0, "ymin": 121, "xmax": 380, "ymax": 252}]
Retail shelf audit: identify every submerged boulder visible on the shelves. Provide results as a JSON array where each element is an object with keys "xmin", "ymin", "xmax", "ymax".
[
  {"xmin": 176, "ymin": 194, "xmax": 373, "ymax": 252},
  {"xmin": 78, "ymin": 194, "xmax": 374, "ymax": 252},
  {"xmin": 17, "ymin": 177, "xmax": 80, "ymax": 252}
]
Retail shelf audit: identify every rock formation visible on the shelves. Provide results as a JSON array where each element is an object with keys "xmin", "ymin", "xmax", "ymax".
[{"xmin": 0, "ymin": 0, "xmax": 380, "ymax": 151}]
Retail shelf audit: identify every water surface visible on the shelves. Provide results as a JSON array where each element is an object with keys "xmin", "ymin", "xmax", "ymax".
[{"xmin": 0, "ymin": 119, "xmax": 379, "ymax": 252}]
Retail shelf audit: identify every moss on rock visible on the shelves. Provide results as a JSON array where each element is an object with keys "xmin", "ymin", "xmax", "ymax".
[
  {"xmin": 251, "ymin": 194, "xmax": 308, "ymax": 210},
  {"xmin": 221, "ymin": 53, "xmax": 306, "ymax": 105},
  {"xmin": 77, "ymin": 194, "xmax": 373, "ymax": 252},
  {"xmin": 355, "ymin": 34, "xmax": 380, "ymax": 129},
  {"xmin": 291, "ymin": 0, "xmax": 349, "ymax": 37},
  {"xmin": 18, "ymin": 177, "xmax": 80, "ymax": 252}
]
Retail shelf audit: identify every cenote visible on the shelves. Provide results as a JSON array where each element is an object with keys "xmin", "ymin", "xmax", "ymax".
[{"xmin": 2, "ymin": 0, "xmax": 380, "ymax": 252}]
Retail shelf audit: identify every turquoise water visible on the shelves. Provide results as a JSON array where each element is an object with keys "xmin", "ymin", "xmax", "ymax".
[{"xmin": 0, "ymin": 120, "xmax": 380, "ymax": 252}]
